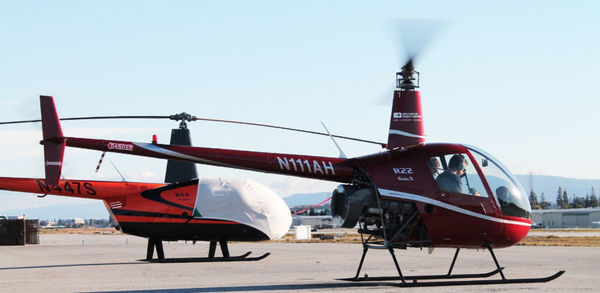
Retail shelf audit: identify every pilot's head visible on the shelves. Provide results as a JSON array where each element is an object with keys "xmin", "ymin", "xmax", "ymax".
[
  {"xmin": 448, "ymin": 154, "xmax": 467, "ymax": 174},
  {"xmin": 428, "ymin": 157, "xmax": 440, "ymax": 175}
]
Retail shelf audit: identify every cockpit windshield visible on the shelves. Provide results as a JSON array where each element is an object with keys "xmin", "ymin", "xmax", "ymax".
[{"xmin": 464, "ymin": 145, "xmax": 531, "ymax": 219}]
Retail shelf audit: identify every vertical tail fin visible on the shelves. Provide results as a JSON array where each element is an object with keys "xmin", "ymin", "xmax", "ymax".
[
  {"xmin": 40, "ymin": 95, "xmax": 65, "ymax": 186},
  {"xmin": 387, "ymin": 90, "xmax": 425, "ymax": 149},
  {"xmin": 164, "ymin": 128, "xmax": 198, "ymax": 183}
]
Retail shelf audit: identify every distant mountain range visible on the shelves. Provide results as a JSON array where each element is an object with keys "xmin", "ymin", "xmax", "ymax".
[
  {"xmin": 3, "ymin": 175, "xmax": 599, "ymax": 219},
  {"xmin": 282, "ymin": 175, "xmax": 600, "ymax": 208}
]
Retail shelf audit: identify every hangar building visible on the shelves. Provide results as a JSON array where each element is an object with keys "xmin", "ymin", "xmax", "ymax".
[{"xmin": 532, "ymin": 208, "xmax": 600, "ymax": 228}]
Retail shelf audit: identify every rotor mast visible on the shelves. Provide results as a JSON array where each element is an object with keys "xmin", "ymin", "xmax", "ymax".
[
  {"xmin": 165, "ymin": 112, "xmax": 199, "ymax": 184},
  {"xmin": 387, "ymin": 59, "xmax": 425, "ymax": 149}
]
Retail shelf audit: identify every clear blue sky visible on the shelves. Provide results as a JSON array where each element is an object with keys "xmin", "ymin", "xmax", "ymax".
[{"xmin": 1, "ymin": 1, "xmax": 599, "ymax": 215}]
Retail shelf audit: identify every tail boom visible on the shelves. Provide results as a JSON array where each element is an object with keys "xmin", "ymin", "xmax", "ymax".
[
  {"xmin": 63, "ymin": 137, "xmax": 355, "ymax": 183},
  {"xmin": 0, "ymin": 177, "xmax": 164, "ymax": 200}
]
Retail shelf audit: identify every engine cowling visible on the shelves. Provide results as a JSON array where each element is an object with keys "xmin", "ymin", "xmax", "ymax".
[{"xmin": 330, "ymin": 184, "xmax": 377, "ymax": 228}]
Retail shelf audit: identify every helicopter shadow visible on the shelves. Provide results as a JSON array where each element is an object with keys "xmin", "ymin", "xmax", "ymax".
[
  {"xmin": 0, "ymin": 261, "xmax": 143, "ymax": 271},
  {"xmin": 86, "ymin": 282, "xmax": 395, "ymax": 293}
]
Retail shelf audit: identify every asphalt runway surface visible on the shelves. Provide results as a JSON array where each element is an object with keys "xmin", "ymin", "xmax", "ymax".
[{"xmin": 0, "ymin": 234, "xmax": 598, "ymax": 292}]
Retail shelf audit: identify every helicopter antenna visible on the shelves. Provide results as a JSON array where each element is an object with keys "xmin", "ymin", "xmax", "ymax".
[
  {"xmin": 110, "ymin": 161, "xmax": 127, "ymax": 182},
  {"xmin": 320, "ymin": 121, "xmax": 347, "ymax": 159}
]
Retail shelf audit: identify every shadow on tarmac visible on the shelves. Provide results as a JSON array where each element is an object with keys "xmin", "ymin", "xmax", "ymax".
[
  {"xmin": 0, "ymin": 261, "xmax": 143, "ymax": 270},
  {"xmin": 85, "ymin": 282, "xmax": 396, "ymax": 293}
]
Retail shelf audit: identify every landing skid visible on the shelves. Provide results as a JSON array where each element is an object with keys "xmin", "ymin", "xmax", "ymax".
[
  {"xmin": 339, "ymin": 268, "xmax": 504, "ymax": 281},
  {"xmin": 340, "ymin": 269, "xmax": 564, "ymax": 286},
  {"xmin": 342, "ymin": 191, "xmax": 565, "ymax": 287},
  {"xmin": 143, "ymin": 252, "xmax": 271, "ymax": 263},
  {"xmin": 142, "ymin": 237, "xmax": 270, "ymax": 263},
  {"xmin": 345, "ymin": 229, "xmax": 564, "ymax": 286},
  {"xmin": 389, "ymin": 271, "xmax": 565, "ymax": 287}
]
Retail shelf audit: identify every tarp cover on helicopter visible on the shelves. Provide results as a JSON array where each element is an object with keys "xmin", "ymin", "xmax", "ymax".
[{"xmin": 192, "ymin": 178, "xmax": 292, "ymax": 240}]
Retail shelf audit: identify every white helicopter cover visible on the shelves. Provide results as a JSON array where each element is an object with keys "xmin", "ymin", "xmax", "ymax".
[{"xmin": 192, "ymin": 178, "xmax": 292, "ymax": 240}]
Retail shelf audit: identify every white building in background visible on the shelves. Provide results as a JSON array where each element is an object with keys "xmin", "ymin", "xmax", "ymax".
[
  {"xmin": 292, "ymin": 216, "xmax": 335, "ymax": 229},
  {"xmin": 64, "ymin": 218, "xmax": 85, "ymax": 225},
  {"xmin": 532, "ymin": 208, "xmax": 600, "ymax": 228}
]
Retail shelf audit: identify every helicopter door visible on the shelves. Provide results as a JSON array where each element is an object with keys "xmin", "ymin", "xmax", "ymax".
[{"xmin": 430, "ymin": 152, "xmax": 504, "ymax": 244}]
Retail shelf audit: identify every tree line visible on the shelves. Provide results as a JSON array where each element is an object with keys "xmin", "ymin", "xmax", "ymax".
[{"xmin": 529, "ymin": 187, "xmax": 600, "ymax": 209}]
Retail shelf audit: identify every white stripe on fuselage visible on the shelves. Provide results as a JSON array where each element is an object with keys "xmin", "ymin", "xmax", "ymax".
[
  {"xmin": 388, "ymin": 129, "xmax": 425, "ymax": 139},
  {"xmin": 133, "ymin": 142, "xmax": 248, "ymax": 170},
  {"xmin": 378, "ymin": 188, "xmax": 530, "ymax": 227},
  {"xmin": 133, "ymin": 143, "xmax": 276, "ymax": 173},
  {"xmin": 133, "ymin": 143, "xmax": 216, "ymax": 163}
]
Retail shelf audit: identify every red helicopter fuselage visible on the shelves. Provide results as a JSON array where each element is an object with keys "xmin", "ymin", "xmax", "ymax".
[{"xmin": 57, "ymin": 135, "xmax": 531, "ymax": 249}]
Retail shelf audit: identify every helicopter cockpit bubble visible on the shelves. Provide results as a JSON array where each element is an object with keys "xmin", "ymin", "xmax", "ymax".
[{"xmin": 464, "ymin": 145, "xmax": 531, "ymax": 219}]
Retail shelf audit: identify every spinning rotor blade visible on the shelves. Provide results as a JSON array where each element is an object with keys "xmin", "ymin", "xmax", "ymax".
[
  {"xmin": 0, "ymin": 114, "xmax": 385, "ymax": 147},
  {"xmin": 390, "ymin": 19, "xmax": 445, "ymax": 69},
  {"xmin": 374, "ymin": 20, "xmax": 444, "ymax": 105}
]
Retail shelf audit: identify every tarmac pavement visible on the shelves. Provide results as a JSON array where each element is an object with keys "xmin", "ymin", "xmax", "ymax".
[{"xmin": 0, "ymin": 234, "xmax": 598, "ymax": 292}]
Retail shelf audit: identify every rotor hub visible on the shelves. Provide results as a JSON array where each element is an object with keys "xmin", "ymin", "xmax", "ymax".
[
  {"xmin": 396, "ymin": 60, "xmax": 420, "ymax": 90},
  {"xmin": 169, "ymin": 112, "xmax": 198, "ymax": 129}
]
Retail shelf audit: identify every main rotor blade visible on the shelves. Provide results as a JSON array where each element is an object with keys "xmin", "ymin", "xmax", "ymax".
[
  {"xmin": 0, "ymin": 115, "xmax": 385, "ymax": 147},
  {"xmin": 0, "ymin": 115, "xmax": 170, "ymax": 125},
  {"xmin": 193, "ymin": 117, "xmax": 385, "ymax": 147}
]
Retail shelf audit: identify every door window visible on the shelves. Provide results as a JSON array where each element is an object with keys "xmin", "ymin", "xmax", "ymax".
[
  {"xmin": 430, "ymin": 153, "xmax": 488, "ymax": 197},
  {"xmin": 466, "ymin": 147, "xmax": 531, "ymax": 218}
]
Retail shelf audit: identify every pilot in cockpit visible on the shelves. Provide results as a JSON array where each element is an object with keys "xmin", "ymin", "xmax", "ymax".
[
  {"xmin": 436, "ymin": 154, "xmax": 467, "ymax": 194},
  {"xmin": 428, "ymin": 157, "xmax": 441, "ymax": 177}
]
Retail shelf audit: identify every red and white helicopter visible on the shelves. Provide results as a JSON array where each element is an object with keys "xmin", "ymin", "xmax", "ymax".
[
  {"xmin": 0, "ymin": 23, "xmax": 565, "ymax": 283},
  {"xmin": 0, "ymin": 54, "xmax": 565, "ymax": 285}
]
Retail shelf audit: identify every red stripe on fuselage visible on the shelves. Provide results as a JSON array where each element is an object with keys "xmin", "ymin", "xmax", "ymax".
[{"xmin": 113, "ymin": 215, "xmax": 240, "ymax": 224}]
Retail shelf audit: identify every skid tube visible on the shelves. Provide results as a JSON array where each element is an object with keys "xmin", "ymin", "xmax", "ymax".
[
  {"xmin": 340, "ymin": 234, "xmax": 564, "ymax": 286},
  {"xmin": 141, "ymin": 237, "xmax": 271, "ymax": 263},
  {"xmin": 146, "ymin": 252, "xmax": 271, "ymax": 263}
]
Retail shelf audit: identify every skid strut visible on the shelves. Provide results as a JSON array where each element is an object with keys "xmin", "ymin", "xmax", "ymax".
[
  {"xmin": 146, "ymin": 237, "xmax": 164, "ymax": 261},
  {"xmin": 208, "ymin": 238, "xmax": 231, "ymax": 259}
]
